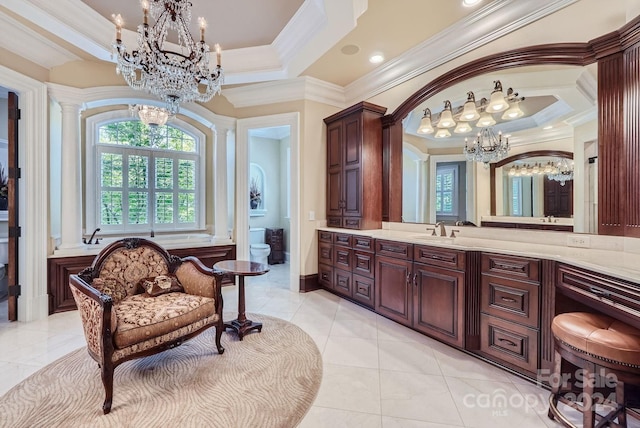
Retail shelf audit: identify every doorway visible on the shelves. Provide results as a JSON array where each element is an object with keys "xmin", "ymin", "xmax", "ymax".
[{"xmin": 236, "ymin": 113, "xmax": 300, "ymax": 293}]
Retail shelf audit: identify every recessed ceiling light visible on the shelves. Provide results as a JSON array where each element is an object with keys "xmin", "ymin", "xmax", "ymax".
[
  {"xmin": 543, "ymin": 125, "xmax": 553, "ymax": 130},
  {"xmin": 369, "ymin": 53, "xmax": 384, "ymax": 64},
  {"xmin": 341, "ymin": 44, "xmax": 360, "ymax": 55},
  {"xmin": 462, "ymin": 0, "xmax": 482, "ymax": 7}
]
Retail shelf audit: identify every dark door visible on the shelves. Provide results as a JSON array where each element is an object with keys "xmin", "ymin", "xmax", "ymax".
[
  {"xmin": 326, "ymin": 122, "xmax": 343, "ymax": 219},
  {"xmin": 7, "ymin": 92, "xmax": 19, "ymax": 321},
  {"xmin": 343, "ymin": 115, "xmax": 362, "ymax": 218},
  {"xmin": 375, "ymin": 255, "xmax": 412, "ymax": 327},
  {"xmin": 544, "ymin": 179, "xmax": 573, "ymax": 217}
]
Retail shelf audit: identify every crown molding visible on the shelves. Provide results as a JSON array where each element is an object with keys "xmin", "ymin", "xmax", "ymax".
[
  {"xmin": 0, "ymin": 10, "xmax": 81, "ymax": 68},
  {"xmin": 343, "ymin": 0, "xmax": 579, "ymax": 104},
  {"xmin": 223, "ymin": 76, "xmax": 346, "ymax": 108}
]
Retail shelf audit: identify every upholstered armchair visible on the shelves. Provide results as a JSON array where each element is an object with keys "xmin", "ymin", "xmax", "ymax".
[{"xmin": 69, "ymin": 238, "xmax": 225, "ymax": 414}]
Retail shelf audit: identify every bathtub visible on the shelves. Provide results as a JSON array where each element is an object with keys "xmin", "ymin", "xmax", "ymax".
[{"xmin": 95, "ymin": 233, "xmax": 214, "ymax": 248}]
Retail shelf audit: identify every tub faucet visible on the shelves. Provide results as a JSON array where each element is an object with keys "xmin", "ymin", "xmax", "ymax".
[
  {"xmin": 83, "ymin": 228, "xmax": 101, "ymax": 245},
  {"xmin": 434, "ymin": 222, "xmax": 446, "ymax": 237}
]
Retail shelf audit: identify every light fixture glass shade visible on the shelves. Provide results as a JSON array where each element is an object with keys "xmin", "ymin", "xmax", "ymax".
[
  {"xmin": 460, "ymin": 91, "xmax": 480, "ymax": 121},
  {"xmin": 112, "ymin": 0, "xmax": 224, "ymax": 114},
  {"xmin": 501, "ymin": 102, "xmax": 524, "ymax": 120},
  {"xmin": 486, "ymin": 81, "xmax": 509, "ymax": 112},
  {"xmin": 132, "ymin": 105, "xmax": 172, "ymax": 127},
  {"xmin": 476, "ymin": 112, "xmax": 496, "ymax": 128},
  {"xmin": 417, "ymin": 108, "xmax": 434, "ymax": 134},
  {"xmin": 437, "ymin": 100, "xmax": 456, "ymax": 128},
  {"xmin": 454, "ymin": 121, "xmax": 473, "ymax": 134},
  {"xmin": 434, "ymin": 128, "xmax": 451, "ymax": 138}
]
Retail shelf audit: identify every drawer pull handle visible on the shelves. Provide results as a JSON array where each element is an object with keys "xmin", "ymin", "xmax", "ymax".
[
  {"xmin": 406, "ymin": 273, "xmax": 411, "ymax": 285},
  {"xmin": 494, "ymin": 262, "xmax": 523, "ymax": 272},
  {"xmin": 413, "ymin": 273, "xmax": 417, "ymax": 287},
  {"xmin": 382, "ymin": 245, "xmax": 405, "ymax": 254},
  {"xmin": 500, "ymin": 297, "xmax": 517, "ymax": 303},
  {"xmin": 497, "ymin": 338, "xmax": 517, "ymax": 347},
  {"xmin": 589, "ymin": 287, "xmax": 610, "ymax": 298}
]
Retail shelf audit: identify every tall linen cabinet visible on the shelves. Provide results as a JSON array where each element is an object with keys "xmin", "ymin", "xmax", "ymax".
[{"xmin": 324, "ymin": 102, "xmax": 387, "ymax": 230}]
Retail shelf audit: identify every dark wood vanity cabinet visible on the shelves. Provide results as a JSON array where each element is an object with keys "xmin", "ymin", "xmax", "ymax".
[
  {"xmin": 478, "ymin": 253, "xmax": 541, "ymax": 374},
  {"xmin": 375, "ymin": 240, "xmax": 466, "ymax": 348},
  {"xmin": 324, "ymin": 102, "xmax": 386, "ymax": 230},
  {"xmin": 266, "ymin": 228, "xmax": 285, "ymax": 264},
  {"xmin": 317, "ymin": 230, "xmax": 375, "ymax": 308}
]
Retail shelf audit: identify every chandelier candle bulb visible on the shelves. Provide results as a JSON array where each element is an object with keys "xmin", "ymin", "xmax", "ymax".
[
  {"xmin": 141, "ymin": 0, "xmax": 149, "ymax": 25},
  {"xmin": 215, "ymin": 43, "xmax": 221, "ymax": 67},
  {"xmin": 198, "ymin": 17, "xmax": 207, "ymax": 42},
  {"xmin": 113, "ymin": 14, "xmax": 123, "ymax": 40}
]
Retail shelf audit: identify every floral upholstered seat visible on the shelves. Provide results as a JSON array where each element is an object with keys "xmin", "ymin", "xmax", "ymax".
[{"xmin": 69, "ymin": 238, "xmax": 225, "ymax": 414}]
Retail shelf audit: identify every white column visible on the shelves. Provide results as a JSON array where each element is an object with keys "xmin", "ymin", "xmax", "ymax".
[
  {"xmin": 57, "ymin": 101, "xmax": 85, "ymax": 250},
  {"xmin": 416, "ymin": 154, "xmax": 429, "ymax": 223},
  {"xmin": 212, "ymin": 125, "xmax": 232, "ymax": 244}
]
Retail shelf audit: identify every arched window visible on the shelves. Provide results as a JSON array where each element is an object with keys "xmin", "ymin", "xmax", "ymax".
[{"xmin": 85, "ymin": 111, "xmax": 206, "ymax": 234}]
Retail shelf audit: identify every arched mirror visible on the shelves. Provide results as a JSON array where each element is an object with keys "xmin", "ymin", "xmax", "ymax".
[{"xmin": 387, "ymin": 43, "xmax": 601, "ymax": 233}]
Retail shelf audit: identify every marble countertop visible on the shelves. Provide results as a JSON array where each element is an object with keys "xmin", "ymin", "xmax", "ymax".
[{"xmin": 318, "ymin": 226, "xmax": 640, "ymax": 284}]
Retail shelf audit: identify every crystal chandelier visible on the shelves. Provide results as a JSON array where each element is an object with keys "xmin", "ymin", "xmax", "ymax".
[
  {"xmin": 547, "ymin": 158, "xmax": 574, "ymax": 186},
  {"xmin": 464, "ymin": 128, "xmax": 510, "ymax": 166},
  {"xmin": 130, "ymin": 104, "xmax": 172, "ymax": 128},
  {"xmin": 112, "ymin": 0, "xmax": 224, "ymax": 115}
]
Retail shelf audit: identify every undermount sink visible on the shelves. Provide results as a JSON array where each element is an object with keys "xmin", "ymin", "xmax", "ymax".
[{"xmin": 409, "ymin": 234, "xmax": 454, "ymax": 244}]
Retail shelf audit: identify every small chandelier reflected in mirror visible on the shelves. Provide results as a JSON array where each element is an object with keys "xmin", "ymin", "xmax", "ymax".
[
  {"xmin": 130, "ymin": 104, "xmax": 173, "ymax": 128},
  {"xmin": 547, "ymin": 158, "xmax": 574, "ymax": 186},
  {"xmin": 112, "ymin": 0, "xmax": 224, "ymax": 115},
  {"xmin": 464, "ymin": 128, "xmax": 509, "ymax": 167}
]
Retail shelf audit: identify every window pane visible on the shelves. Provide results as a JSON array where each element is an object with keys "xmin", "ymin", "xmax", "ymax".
[
  {"xmin": 436, "ymin": 194, "xmax": 442, "ymax": 212},
  {"xmin": 443, "ymin": 192, "xmax": 453, "ymax": 213},
  {"xmin": 178, "ymin": 193, "xmax": 195, "ymax": 223},
  {"xmin": 128, "ymin": 155, "xmax": 148, "ymax": 188},
  {"xmin": 101, "ymin": 191, "xmax": 123, "ymax": 225},
  {"xmin": 155, "ymin": 158, "xmax": 173, "ymax": 189},
  {"xmin": 178, "ymin": 160, "xmax": 196, "ymax": 190},
  {"xmin": 182, "ymin": 135, "xmax": 196, "ymax": 152},
  {"xmin": 155, "ymin": 193, "xmax": 173, "ymax": 223},
  {"xmin": 128, "ymin": 192, "xmax": 148, "ymax": 224},
  {"xmin": 101, "ymin": 153, "xmax": 123, "ymax": 187},
  {"xmin": 436, "ymin": 174, "xmax": 442, "ymax": 192}
]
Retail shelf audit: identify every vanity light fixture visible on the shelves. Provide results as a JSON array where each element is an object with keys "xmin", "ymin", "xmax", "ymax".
[
  {"xmin": 460, "ymin": 92, "xmax": 481, "ymax": 121},
  {"xmin": 437, "ymin": 100, "xmax": 456, "ymax": 128},
  {"xmin": 486, "ymin": 81, "xmax": 510, "ymax": 113},
  {"xmin": 502, "ymin": 100, "xmax": 524, "ymax": 120},
  {"xmin": 454, "ymin": 121, "xmax": 473, "ymax": 134},
  {"xmin": 434, "ymin": 128, "xmax": 452, "ymax": 139},
  {"xmin": 417, "ymin": 108, "xmax": 434, "ymax": 134}
]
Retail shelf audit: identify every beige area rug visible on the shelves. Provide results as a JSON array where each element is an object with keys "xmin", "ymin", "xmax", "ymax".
[{"xmin": 0, "ymin": 313, "xmax": 322, "ymax": 428}]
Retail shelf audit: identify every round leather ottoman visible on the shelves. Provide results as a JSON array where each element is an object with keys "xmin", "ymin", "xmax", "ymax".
[{"xmin": 548, "ymin": 312, "xmax": 640, "ymax": 428}]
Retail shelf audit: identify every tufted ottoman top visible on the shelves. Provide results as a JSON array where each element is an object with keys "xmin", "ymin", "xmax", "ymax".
[{"xmin": 552, "ymin": 312, "xmax": 640, "ymax": 367}]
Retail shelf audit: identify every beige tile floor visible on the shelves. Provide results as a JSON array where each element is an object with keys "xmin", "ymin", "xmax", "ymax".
[{"xmin": 1, "ymin": 263, "xmax": 638, "ymax": 427}]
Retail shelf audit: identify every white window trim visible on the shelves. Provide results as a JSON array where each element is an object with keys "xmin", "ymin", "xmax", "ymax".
[{"xmin": 85, "ymin": 110, "xmax": 206, "ymax": 234}]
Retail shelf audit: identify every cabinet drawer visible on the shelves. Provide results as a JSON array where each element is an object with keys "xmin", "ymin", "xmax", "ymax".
[
  {"xmin": 318, "ymin": 242, "xmax": 333, "ymax": 265},
  {"xmin": 414, "ymin": 245, "xmax": 465, "ymax": 270},
  {"xmin": 481, "ymin": 253, "xmax": 540, "ymax": 283},
  {"xmin": 318, "ymin": 263, "xmax": 333, "ymax": 289},
  {"xmin": 481, "ymin": 275, "xmax": 539, "ymax": 328},
  {"xmin": 334, "ymin": 246, "xmax": 353, "ymax": 270},
  {"xmin": 333, "ymin": 233, "xmax": 352, "ymax": 247},
  {"xmin": 343, "ymin": 218, "xmax": 361, "ymax": 229},
  {"xmin": 318, "ymin": 231, "xmax": 333, "ymax": 243},
  {"xmin": 352, "ymin": 274, "xmax": 374, "ymax": 308},
  {"xmin": 327, "ymin": 217, "xmax": 342, "ymax": 228},
  {"xmin": 353, "ymin": 250, "xmax": 374, "ymax": 278},
  {"xmin": 352, "ymin": 235, "xmax": 374, "ymax": 252},
  {"xmin": 334, "ymin": 268, "xmax": 352, "ymax": 297},
  {"xmin": 480, "ymin": 314, "xmax": 538, "ymax": 373},
  {"xmin": 376, "ymin": 239, "xmax": 413, "ymax": 259}
]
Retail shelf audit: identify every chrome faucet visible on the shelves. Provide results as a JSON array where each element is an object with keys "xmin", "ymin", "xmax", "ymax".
[{"xmin": 434, "ymin": 222, "xmax": 446, "ymax": 237}]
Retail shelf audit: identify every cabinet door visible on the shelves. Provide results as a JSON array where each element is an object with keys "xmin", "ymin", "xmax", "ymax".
[
  {"xmin": 375, "ymin": 255, "xmax": 412, "ymax": 327},
  {"xmin": 327, "ymin": 121, "xmax": 343, "ymax": 217},
  {"xmin": 343, "ymin": 115, "xmax": 362, "ymax": 218},
  {"xmin": 414, "ymin": 264, "xmax": 465, "ymax": 348}
]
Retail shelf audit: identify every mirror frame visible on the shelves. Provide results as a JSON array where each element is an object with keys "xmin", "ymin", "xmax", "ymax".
[
  {"xmin": 489, "ymin": 150, "xmax": 573, "ymax": 216},
  {"xmin": 381, "ymin": 16, "xmax": 640, "ymax": 239}
]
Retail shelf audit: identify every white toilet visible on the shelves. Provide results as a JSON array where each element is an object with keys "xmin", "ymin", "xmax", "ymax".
[{"xmin": 249, "ymin": 228, "xmax": 271, "ymax": 265}]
